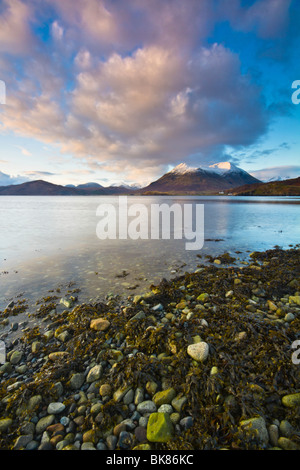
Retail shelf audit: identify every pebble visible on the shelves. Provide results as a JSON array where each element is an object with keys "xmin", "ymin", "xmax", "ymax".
[
  {"xmin": 36, "ymin": 415, "xmax": 55, "ymax": 434},
  {"xmin": 90, "ymin": 318, "xmax": 110, "ymax": 331},
  {"xmin": 137, "ymin": 400, "xmax": 157, "ymax": 414},
  {"xmin": 47, "ymin": 402, "xmax": 66, "ymax": 415},
  {"xmin": 187, "ymin": 341, "xmax": 209, "ymax": 362},
  {"xmin": 70, "ymin": 373, "xmax": 85, "ymax": 390}
]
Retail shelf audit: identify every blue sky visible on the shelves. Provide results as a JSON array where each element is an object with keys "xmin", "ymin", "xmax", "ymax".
[{"xmin": 0, "ymin": 0, "xmax": 299, "ymax": 186}]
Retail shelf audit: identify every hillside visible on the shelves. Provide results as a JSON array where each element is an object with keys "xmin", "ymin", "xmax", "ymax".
[
  {"xmin": 224, "ymin": 177, "xmax": 300, "ymax": 196},
  {"xmin": 139, "ymin": 162, "xmax": 260, "ymax": 194}
]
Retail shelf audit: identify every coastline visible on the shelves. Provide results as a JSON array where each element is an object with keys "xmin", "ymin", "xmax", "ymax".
[{"xmin": 0, "ymin": 246, "xmax": 299, "ymax": 450}]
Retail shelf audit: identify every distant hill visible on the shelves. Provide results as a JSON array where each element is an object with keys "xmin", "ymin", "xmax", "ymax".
[
  {"xmin": 223, "ymin": 177, "xmax": 300, "ymax": 196},
  {"xmin": 139, "ymin": 162, "xmax": 260, "ymax": 194},
  {"xmin": 0, "ymin": 164, "xmax": 298, "ymax": 196},
  {"xmin": 0, "ymin": 180, "xmax": 134, "ymax": 196}
]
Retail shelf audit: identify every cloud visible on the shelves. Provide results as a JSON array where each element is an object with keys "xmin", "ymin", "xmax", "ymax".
[
  {"xmin": 220, "ymin": 0, "xmax": 292, "ymax": 39},
  {"xmin": 0, "ymin": 40, "xmax": 269, "ymax": 183},
  {"xmin": 0, "ymin": 170, "xmax": 28, "ymax": 186},
  {"xmin": 15, "ymin": 145, "xmax": 32, "ymax": 156},
  {"xmin": 0, "ymin": 0, "xmax": 296, "ymax": 184},
  {"xmin": 0, "ymin": 0, "xmax": 34, "ymax": 54},
  {"xmin": 250, "ymin": 165, "xmax": 300, "ymax": 181}
]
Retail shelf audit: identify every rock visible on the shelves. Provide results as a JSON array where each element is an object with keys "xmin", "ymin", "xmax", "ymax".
[
  {"xmin": 133, "ymin": 443, "xmax": 152, "ymax": 450},
  {"xmin": 70, "ymin": 372, "xmax": 85, "ymax": 390},
  {"xmin": 171, "ymin": 395, "xmax": 187, "ymax": 413},
  {"xmin": 47, "ymin": 402, "xmax": 66, "ymax": 415},
  {"xmin": 136, "ymin": 400, "xmax": 157, "ymax": 414},
  {"xmin": 134, "ymin": 387, "xmax": 144, "ymax": 405},
  {"xmin": 134, "ymin": 426, "xmax": 147, "ymax": 442},
  {"xmin": 145, "ymin": 380, "xmax": 158, "ymax": 396},
  {"xmin": 267, "ymin": 300, "xmax": 278, "ymax": 311},
  {"xmin": 284, "ymin": 313, "xmax": 295, "ymax": 322},
  {"xmin": 289, "ymin": 295, "xmax": 300, "ymax": 305},
  {"xmin": 278, "ymin": 437, "xmax": 300, "ymax": 450},
  {"xmin": 100, "ymin": 383, "xmax": 112, "ymax": 397},
  {"xmin": 27, "ymin": 395, "xmax": 42, "ymax": 411},
  {"xmin": 153, "ymin": 388, "xmax": 176, "ymax": 406},
  {"xmin": 279, "ymin": 420, "xmax": 295, "ymax": 438},
  {"xmin": 47, "ymin": 423, "xmax": 65, "ymax": 434},
  {"xmin": 146, "ymin": 413, "xmax": 174, "ymax": 442},
  {"xmin": 239, "ymin": 416, "xmax": 269, "ymax": 445},
  {"xmin": 10, "ymin": 350, "xmax": 23, "ymax": 365},
  {"xmin": 113, "ymin": 422, "xmax": 127, "ymax": 437},
  {"xmin": 0, "ymin": 418, "xmax": 13, "ymax": 433},
  {"xmin": 157, "ymin": 404, "xmax": 173, "ymax": 414},
  {"xmin": 123, "ymin": 388, "xmax": 134, "ymax": 405},
  {"xmin": 187, "ymin": 342, "xmax": 209, "ymax": 362},
  {"xmin": 36, "ymin": 415, "xmax": 55, "ymax": 434},
  {"xmin": 129, "ymin": 311, "xmax": 145, "ymax": 321},
  {"xmin": 90, "ymin": 318, "xmax": 110, "ymax": 331},
  {"xmin": 152, "ymin": 303, "xmax": 164, "ymax": 312},
  {"xmin": 282, "ymin": 393, "xmax": 300, "ymax": 408},
  {"xmin": 197, "ymin": 293, "xmax": 209, "ymax": 302},
  {"xmin": 82, "ymin": 429, "xmax": 100, "ymax": 444},
  {"xmin": 31, "ymin": 341, "xmax": 41, "ymax": 354},
  {"xmin": 48, "ymin": 351, "xmax": 70, "ymax": 361},
  {"xmin": 234, "ymin": 331, "xmax": 247, "ymax": 342},
  {"xmin": 60, "ymin": 297, "xmax": 75, "ymax": 308},
  {"xmin": 113, "ymin": 385, "xmax": 132, "ymax": 403},
  {"xmin": 86, "ymin": 364, "xmax": 102, "ymax": 383},
  {"xmin": 180, "ymin": 416, "xmax": 193, "ymax": 430},
  {"xmin": 118, "ymin": 431, "xmax": 133, "ymax": 449},
  {"xmin": 81, "ymin": 442, "xmax": 96, "ymax": 450},
  {"xmin": 268, "ymin": 424, "xmax": 279, "ymax": 447},
  {"xmin": 170, "ymin": 412, "xmax": 180, "ymax": 424},
  {"xmin": 55, "ymin": 330, "xmax": 70, "ymax": 343},
  {"xmin": 106, "ymin": 434, "xmax": 117, "ymax": 450}
]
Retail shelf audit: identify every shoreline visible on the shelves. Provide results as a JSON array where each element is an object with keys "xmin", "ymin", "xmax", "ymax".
[{"xmin": 0, "ymin": 246, "xmax": 299, "ymax": 450}]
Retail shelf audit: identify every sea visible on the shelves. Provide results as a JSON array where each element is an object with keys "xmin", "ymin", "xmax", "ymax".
[{"xmin": 0, "ymin": 195, "xmax": 299, "ymax": 310}]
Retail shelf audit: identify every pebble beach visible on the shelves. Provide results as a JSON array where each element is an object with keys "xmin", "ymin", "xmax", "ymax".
[{"xmin": 0, "ymin": 246, "xmax": 299, "ymax": 451}]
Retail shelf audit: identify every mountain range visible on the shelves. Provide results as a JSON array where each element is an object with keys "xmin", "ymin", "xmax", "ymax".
[
  {"xmin": 139, "ymin": 162, "xmax": 260, "ymax": 194},
  {"xmin": 0, "ymin": 162, "xmax": 299, "ymax": 196}
]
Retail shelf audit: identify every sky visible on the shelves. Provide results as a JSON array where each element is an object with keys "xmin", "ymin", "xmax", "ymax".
[{"xmin": 0, "ymin": 0, "xmax": 299, "ymax": 187}]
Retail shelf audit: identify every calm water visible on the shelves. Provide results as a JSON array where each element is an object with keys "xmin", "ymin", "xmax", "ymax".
[{"xmin": 0, "ymin": 195, "xmax": 299, "ymax": 309}]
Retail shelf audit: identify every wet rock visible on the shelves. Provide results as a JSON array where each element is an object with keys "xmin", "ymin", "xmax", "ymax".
[
  {"xmin": 0, "ymin": 418, "xmax": 13, "ymax": 433},
  {"xmin": 146, "ymin": 413, "xmax": 174, "ymax": 442},
  {"xmin": 136, "ymin": 400, "xmax": 157, "ymax": 414},
  {"xmin": 278, "ymin": 437, "xmax": 300, "ymax": 450},
  {"xmin": 86, "ymin": 364, "xmax": 102, "ymax": 383},
  {"xmin": 239, "ymin": 417, "xmax": 269, "ymax": 445},
  {"xmin": 36, "ymin": 415, "xmax": 55, "ymax": 434},
  {"xmin": 90, "ymin": 318, "xmax": 110, "ymax": 331},
  {"xmin": 153, "ymin": 388, "xmax": 176, "ymax": 406},
  {"xmin": 70, "ymin": 372, "xmax": 85, "ymax": 390},
  {"xmin": 282, "ymin": 393, "xmax": 300, "ymax": 408},
  {"xmin": 47, "ymin": 402, "xmax": 66, "ymax": 415}
]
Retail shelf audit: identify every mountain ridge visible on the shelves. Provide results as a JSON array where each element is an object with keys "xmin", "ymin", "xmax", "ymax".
[
  {"xmin": 139, "ymin": 161, "xmax": 261, "ymax": 194},
  {"xmin": 0, "ymin": 162, "xmax": 299, "ymax": 195}
]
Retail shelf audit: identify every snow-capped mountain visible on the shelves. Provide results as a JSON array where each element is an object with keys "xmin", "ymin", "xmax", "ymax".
[
  {"xmin": 170, "ymin": 161, "xmax": 248, "ymax": 175},
  {"xmin": 141, "ymin": 161, "xmax": 261, "ymax": 194}
]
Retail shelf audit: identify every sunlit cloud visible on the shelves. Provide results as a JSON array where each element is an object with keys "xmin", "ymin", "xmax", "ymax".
[{"xmin": 0, "ymin": 0, "xmax": 298, "ymax": 184}]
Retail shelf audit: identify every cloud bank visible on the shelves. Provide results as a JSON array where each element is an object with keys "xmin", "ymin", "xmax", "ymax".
[{"xmin": 0, "ymin": 0, "xmax": 297, "ymax": 184}]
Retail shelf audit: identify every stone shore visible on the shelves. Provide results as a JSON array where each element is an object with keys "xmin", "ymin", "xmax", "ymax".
[{"xmin": 0, "ymin": 247, "xmax": 299, "ymax": 450}]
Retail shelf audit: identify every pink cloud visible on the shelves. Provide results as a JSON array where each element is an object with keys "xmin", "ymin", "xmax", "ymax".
[{"xmin": 0, "ymin": 0, "xmax": 34, "ymax": 54}]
